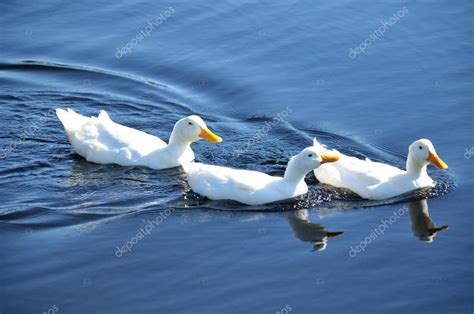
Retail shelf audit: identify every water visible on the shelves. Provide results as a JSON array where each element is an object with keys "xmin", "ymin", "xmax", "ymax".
[{"xmin": 1, "ymin": 1, "xmax": 473, "ymax": 313}]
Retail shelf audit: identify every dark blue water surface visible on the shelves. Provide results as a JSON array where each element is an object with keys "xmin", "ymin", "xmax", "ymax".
[{"xmin": 1, "ymin": 1, "xmax": 473, "ymax": 313}]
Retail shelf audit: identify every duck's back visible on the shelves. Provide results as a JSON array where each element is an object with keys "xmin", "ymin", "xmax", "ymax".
[
  {"xmin": 56, "ymin": 109, "xmax": 166, "ymax": 165},
  {"xmin": 183, "ymin": 162, "xmax": 283, "ymax": 205},
  {"xmin": 315, "ymin": 155, "xmax": 405, "ymax": 199}
]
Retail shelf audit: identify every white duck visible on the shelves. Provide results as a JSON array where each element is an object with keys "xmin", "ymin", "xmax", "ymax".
[
  {"xmin": 182, "ymin": 146, "xmax": 340, "ymax": 206},
  {"xmin": 312, "ymin": 138, "xmax": 448, "ymax": 200},
  {"xmin": 56, "ymin": 108, "xmax": 222, "ymax": 169}
]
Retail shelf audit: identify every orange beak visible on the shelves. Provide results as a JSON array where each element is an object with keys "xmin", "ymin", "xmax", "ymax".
[
  {"xmin": 320, "ymin": 153, "xmax": 340, "ymax": 164},
  {"xmin": 199, "ymin": 127, "xmax": 222, "ymax": 142},
  {"xmin": 428, "ymin": 151, "xmax": 448, "ymax": 170}
]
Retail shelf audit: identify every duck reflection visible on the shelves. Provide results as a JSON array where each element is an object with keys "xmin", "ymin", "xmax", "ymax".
[
  {"xmin": 408, "ymin": 199, "xmax": 448, "ymax": 242},
  {"xmin": 287, "ymin": 209, "xmax": 343, "ymax": 252}
]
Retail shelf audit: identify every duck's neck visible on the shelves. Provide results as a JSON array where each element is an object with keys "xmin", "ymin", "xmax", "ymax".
[
  {"xmin": 283, "ymin": 159, "xmax": 307, "ymax": 186},
  {"xmin": 406, "ymin": 156, "xmax": 428, "ymax": 178},
  {"xmin": 168, "ymin": 133, "xmax": 192, "ymax": 156}
]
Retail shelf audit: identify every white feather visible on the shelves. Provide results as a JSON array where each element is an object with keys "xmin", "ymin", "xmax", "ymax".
[
  {"xmin": 312, "ymin": 137, "xmax": 447, "ymax": 200},
  {"xmin": 56, "ymin": 109, "xmax": 220, "ymax": 169},
  {"xmin": 182, "ymin": 146, "xmax": 337, "ymax": 206}
]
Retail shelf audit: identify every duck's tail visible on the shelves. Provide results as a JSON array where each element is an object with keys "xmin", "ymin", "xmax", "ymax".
[
  {"xmin": 97, "ymin": 110, "xmax": 112, "ymax": 123},
  {"xmin": 312, "ymin": 137, "xmax": 339, "ymax": 155},
  {"xmin": 56, "ymin": 108, "xmax": 89, "ymax": 137},
  {"xmin": 312, "ymin": 137, "xmax": 327, "ymax": 149},
  {"xmin": 180, "ymin": 160, "xmax": 201, "ymax": 176},
  {"xmin": 180, "ymin": 160, "xmax": 192, "ymax": 174}
]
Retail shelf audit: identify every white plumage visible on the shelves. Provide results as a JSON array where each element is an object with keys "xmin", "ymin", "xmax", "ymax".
[
  {"xmin": 182, "ymin": 146, "xmax": 340, "ymax": 205},
  {"xmin": 312, "ymin": 138, "xmax": 448, "ymax": 200},
  {"xmin": 56, "ymin": 108, "xmax": 222, "ymax": 169}
]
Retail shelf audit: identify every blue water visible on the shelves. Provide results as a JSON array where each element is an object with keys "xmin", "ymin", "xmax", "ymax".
[{"xmin": 1, "ymin": 1, "xmax": 473, "ymax": 313}]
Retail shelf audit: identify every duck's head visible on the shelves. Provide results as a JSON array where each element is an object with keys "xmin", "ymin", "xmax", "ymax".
[
  {"xmin": 408, "ymin": 139, "xmax": 448, "ymax": 170},
  {"xmin": 172, "ymin": 115, "xmax": 222, "ymax": 144},
  {"xmin": 287, "ymin": 146, "xmax": 340, "ymax": 177}
]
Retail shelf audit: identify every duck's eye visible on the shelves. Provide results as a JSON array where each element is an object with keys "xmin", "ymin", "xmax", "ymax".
[
  {"xmin": 419, "ymin": 146, "xmax": 423, "ymax": 150},
  {"xmin": 308, "ymin": 154, "xmax": 313, "ymax": 157},
  {"xmin": 188, "ymin": 122, "xmax": 193, "ymax": 126}
]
